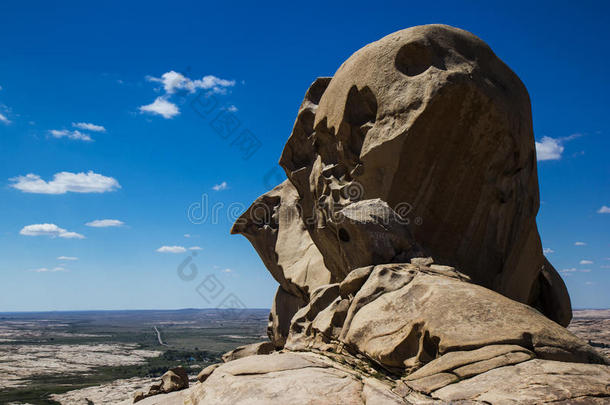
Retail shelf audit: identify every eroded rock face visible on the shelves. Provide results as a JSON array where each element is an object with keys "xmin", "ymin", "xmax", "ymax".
[
  {"xmin": 267, "ymin": 286, "xmax": 306, "ymax": 348},
  {"xmin": 187, "ymin": 352, "xmax": 404, "ymax": 405},
  {"xmin": 231, "ymin": 180, "xmax": 332, "ymax": 301},
  {"xmin": 431, "ymin": 359, "xmax": 610, "ymax": 403},
  {"xmin": 133, "ymin": 367, "xmax": 189, "ymax": 403},
  {"xmin": 221, "ymin": 341, "xmax": 274, "ymax": 362},
  {"xmin": 284, "ymin": 263, "xmax": 605, "ymax": 374},
  {"xmin": 278, "ymin": 24, "xmax": 570, "ymax": 326}
]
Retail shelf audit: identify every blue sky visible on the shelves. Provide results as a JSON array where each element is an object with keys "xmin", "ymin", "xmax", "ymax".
[{"xmin": 0, "ymin": 0, "xmax": 608, "ymax": 311}]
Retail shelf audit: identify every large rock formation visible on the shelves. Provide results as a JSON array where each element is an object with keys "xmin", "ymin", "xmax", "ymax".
[
  {"xmin": 144, "ymin": 24, "xmax": 609, "ymax": 404},
  {"xmin": 278, "ymin": 24, "xmax": 571, "ymax": 326}
]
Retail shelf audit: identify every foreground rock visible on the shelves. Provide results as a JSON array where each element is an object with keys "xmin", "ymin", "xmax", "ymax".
[
  {"xmin": 133, "ymin": 367, "xmax": 189, "ymax": 403},
  {"xmin": 221, "ymin": 341, "xmax": 275, "ymax": 362},
  {"xmin": 286, "ymin": 263, "xmax": 604, "ymax": 374},
  {"xmin": 131, "ymin": 351, "xmax": 609, "ymax": 404},
  {"xmin": 188, "ymin": 352, "xmax": 404, "ymax": 405},
  {"xmin": 279, "ymin": 24, "xmax": 570, "ymax": 326}
]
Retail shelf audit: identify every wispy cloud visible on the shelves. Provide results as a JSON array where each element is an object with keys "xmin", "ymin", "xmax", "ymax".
[
  {"xmin": 85, "ymin": 219, "xmax": 124, "ymax": 228},
  {"xmin": 189, "ymin": 246, "xmax": 203, "ymax": 251},
  {"xmin": 72, "ymin": 122, "xmax": 106, "ymax": 132},
  {"xmin": 32, "ymin": 267, "xmax": 68, "ymax": 273},
  {"xmin": 0, "ymin": 112, "xmax": 10, "ymax": 124},
  {"xmin": 574, "ymin": 241, "xmax": 587, "ymax": 246},
  {"xmin": 10, "ymin": 171, "xmax": 120, "ymax": 194},
  {"xmin": 49, "ymin": 129, "xmax": 93, "ymax": 142},
  {"xmin": 139, "ymin": 96, "xmax": 179, "ymax": 119},
  {"xmin": 57, "ymin": 256, "xmax": 78, "ymax": 261},
  {"xmin": 222, "ymin": 268, "xmax": 232, "ymax": 273},
  {"xmin": 597, "ymin": 205, "xmax": 610, "ymax": 214},
  {"xmin": 20, "ymin": 223, "xmax": 85, "ymax": 239},
  {"xmin": 147, "ymin": 71, "xmax": 235, "ymax": 95},
  {"xmin": 580, "ymin": 260, "xmax": 594, "ymax": 265},
  {"xmin": 227, "ymin": 105, "xmax": 238, "ymax": 112},
  {"xmin": 543, "ymin": 248, "xmax": 554, "ymax": 254},
  {"xmin": 535, "ymin": 134, "xmax": 582, "ymax": 161},
  {"xmin": 561, "ymin": 267, "xmax": 591, "ymax": 274},
  {"xmin": 212, "ymin": 181, "xmax": 228, "ymax": 191},
  {"xmin": 156, "ymin": 245, "xmax": 186, "ymax": 253}
]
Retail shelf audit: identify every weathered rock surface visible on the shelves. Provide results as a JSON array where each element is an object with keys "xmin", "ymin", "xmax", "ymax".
[
  {"xmin": 431, "ymin": 359, "xmax": 610, "ymax": 403},
  {"xmin": 124, "ymin": 389, "xmax": 188, "ymax": 405},
  {"xmin": 187, "ymin": 352, "xmax": 404, "ymax": 405},
  {"xmin": 196, "ymin": 363, "xmax": 220, "ymax": 383},
  {"xmin": 133, "ymin": 367, "xmax": 189, "ymax": 403},
  {"xmin": 137, "ymin": 351, "xmax": 609, "ymax": 405},
  {"xmin": 221, "ymin": 341, "xmax": 275, "ymax": 362},
  {"xmin": 267, "ymin": 286, "xmax": 306, "ymax": 348},
  {"xmin": 231, "ymin": 180, "xmax": 332, "ymax": 301},
  {"xmin": 279, "ymin": 24, "xmax": 570, "ymax": 326},
  {"xmin": 285, "ymin": 263, "xmax": 605, "ymax": 373}
]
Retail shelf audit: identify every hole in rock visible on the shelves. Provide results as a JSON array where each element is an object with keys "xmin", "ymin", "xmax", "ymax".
[
  {"xmin": 395, "ymin": 41, "xmax": 437, "ymax": 77},
  {"xmin": 338, "ymin": 228, "xmax": 350, "ymax": 242},
  {"xmin": 344, "ymin": 86, "xmax": 378, "ymax": 127}
]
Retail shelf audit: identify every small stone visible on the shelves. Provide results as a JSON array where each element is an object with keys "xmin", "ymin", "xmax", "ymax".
[
  {"xmin": 410, "ymin": 257, "xmax": 434, "ymax": 266},
  {"xmin": 197, "ymin": 363, "xmax": 220, "ymax": 383}
]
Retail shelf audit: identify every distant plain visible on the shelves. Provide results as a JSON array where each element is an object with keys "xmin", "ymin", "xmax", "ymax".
[{"xmin": 0, "ymin": 309, "xmax": 268, "ymax": 404}]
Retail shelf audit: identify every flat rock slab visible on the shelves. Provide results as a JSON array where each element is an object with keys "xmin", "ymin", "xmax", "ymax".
[
  {"xmin": 432, "ymin": 359, "xmax": 610, "ymax": 403},
  {"xmin": 187, "ymin": 352, "xmax": 403, "ymax": 405}
]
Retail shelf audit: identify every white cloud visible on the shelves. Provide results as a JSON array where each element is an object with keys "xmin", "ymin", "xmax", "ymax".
[
  {"xmin": 535, "ymin": 134, "xmax": 583, "ymax": 161},
  {"xmin": 184, "ymin": 233, "xmax": 191, "ymax": 238},
  {"xmin": 535, "ymin": 136, "xmax": 564, "ymax": 161},
  {"xmin": 585, "ymin": 281, "xmax": 595, "ymax": 285},
  {"xmin": 189, "ymin": 246, "xmax": 203, "ymax": 251},
  {"xmin": 57, "ymin": 256, "xmax": 78, "ymax": 261},
  {"xmin": 139, "ymin": 96, "xmax": 179, "ymax": 119},
  {"xmin": 212, "ymin": 181, "xmax": 228, "ymax": 191},
  {"xmin": 597, "ymin": 205, "xmax": 610, "ymax": 214},
  {"xmin": 49, "ymin": 129, "xmax": 93, "ymax": 142},
  {"xmin": 20, "ymin": 223, "xmax": 85, "ymax": 239},
  {"xmin": 32, "ymin": 267, "xmax": 68, "ymax": 273},
  {"xmin": 222, "ymin": 268, "xmax": 232, "ymax": 273},
  {"xmin": 10, "ymin": 171, "xmax": 120, "ymax": 194},
  {"xmin": 543, "ymin": 248, "xmax": 554, "ymax": 254},
  {"xmin": 156, "ymin": 245, "xmax": 186, "ymax": 253},
  {"xmin": 85, "ymin": 219, "xmax": 124, "ymax": 228},
  {"xmin": 561, "ymin": 268, "xmax": 578, "ymax": 273},
  {"xmin": 560, "ymin": 267, "xmax": 591, "ymax": 274},
  {"xmin": 580, "ymin": 260, "xmax": 594, "ymax": 265},
  {"xmin": 600, "ymin": 265, "xmax": 610, "ymax": 269},
  {"xmin": 227, "ymin": 105, "xmax": 238, "ymax": 112},
  {"xmin": 72, "ymin": 122, "xmax": 106, "ymax": 132},
  {"xmin": 147, "ymin": 71, "xmax": 235, "ymax": 95},
  {"xmin": 574, "ymin": 241, "xmax": 587, "ymax": 246},
  {"xmin": 0, "ymin": 112, "xmax": 10, "ymax": 124}
]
